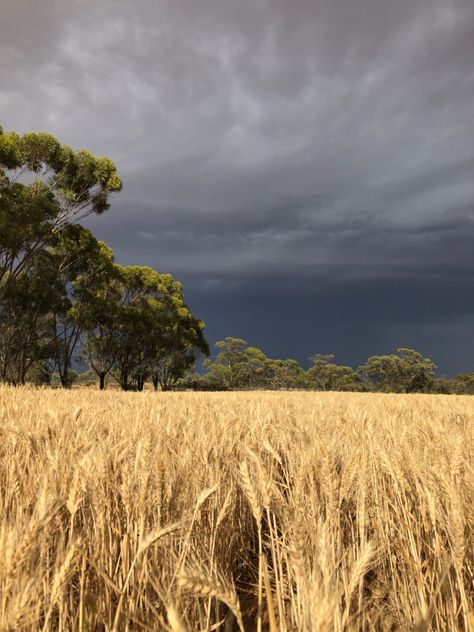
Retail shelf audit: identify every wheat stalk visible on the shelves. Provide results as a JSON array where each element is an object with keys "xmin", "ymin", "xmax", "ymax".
[{"xmin": 178, "ymin": 573, "xmax": 244, "ymax": 632}]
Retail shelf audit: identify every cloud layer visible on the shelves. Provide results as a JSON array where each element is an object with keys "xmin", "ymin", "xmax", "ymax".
[{"xmin": 1, "ymin": 0, "xmax": 474, "ymax": 372}]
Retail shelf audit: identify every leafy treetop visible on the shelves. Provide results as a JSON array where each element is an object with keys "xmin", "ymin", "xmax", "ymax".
[{"xmin": 0, "ymin": 126, "xmax": 122, "ymax": 297}]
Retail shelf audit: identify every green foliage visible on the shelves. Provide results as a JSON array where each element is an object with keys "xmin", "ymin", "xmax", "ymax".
[
  {"xmin": 64, "ymin": 369, "xmax": 79, "ymax": 388},
  {"xmin": 264, "ymin": 358, "xmax": 307, "ymax": 389},
  {"xmin": 44, "ymin": 225, "xmax": 119, "ymax": 387},
  {"xmin": 0, "ymin": 223, "xmax": 208, "ymax": 391},
  {"xmin": 431, "ymin": 376, "xmax": 456, "ymax": 394},
  {"xmin": 306, "ymin": 354, "xmax": 360, "ymax": 391},
  {"xmin": 0, "ymin": 126, "xmax": 122, "ymax": 298},
  {"xmin": 358, "ymin": 348, "xmax": 436, "ymax": 393},
  {"xmin": 451, "ymin": 372, "xmax": 474, "ymax": 394},
  {"xmin": 203, "ymin": 338, "xmax": 306, "ymax": 390},
  {"xmin": 0, "ymin": 249, "xmax": 63, "ymax": 385},
  {"xmin": 26, "ymin": 361, "xmax": 54, "ymax": 386},
  {"xmin": 203, "ymin": 338, "xmax": 261, "ymax": 389},
  {"xmin": 95, "ymin": 265, "xmax": 209, "ymax": 391},
  {"xmin": 147, "ymin": 311, "xmax": 209, "ymax": 391},
  {"xmin": 200, "ymin": 343, "xmax": 460, "ymax": 394}
]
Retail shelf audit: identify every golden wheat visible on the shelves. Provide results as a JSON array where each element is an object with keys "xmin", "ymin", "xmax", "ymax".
[{"xmin": 0, "ymin": 386, "xmax": 473, "ymax": 631}]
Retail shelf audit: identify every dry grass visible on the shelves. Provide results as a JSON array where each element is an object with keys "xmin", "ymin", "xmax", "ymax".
[{"xmin": 0, "ymin": 386, "xmax": 473, "ymax": 631}]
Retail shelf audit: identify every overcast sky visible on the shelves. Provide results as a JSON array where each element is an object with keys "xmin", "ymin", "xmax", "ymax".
[{"xmin": 1, "ymin": 0, "xmax": 474, "ymax": 373}]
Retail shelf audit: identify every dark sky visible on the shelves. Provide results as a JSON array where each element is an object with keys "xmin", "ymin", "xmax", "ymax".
[{"xmin": 1, "ymin": 0, "xmax": 474, "ymax": 374}]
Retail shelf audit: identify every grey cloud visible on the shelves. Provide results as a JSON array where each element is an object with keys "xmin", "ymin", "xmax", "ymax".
[
  {"xmin": 1, "ymin": 0, "xmax": 474, "ymax": 372},
  {"xmin": 87, "ymin": 188, "xmax": 474, "ymax": 283},
  {"xmin": 178, "ymin": 272, "xmax": 474, "ymax": 375}
]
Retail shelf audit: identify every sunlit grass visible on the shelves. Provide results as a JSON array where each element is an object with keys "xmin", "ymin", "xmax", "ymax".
[{"xmin": 0, "ymin": 387, "xmax": 472, "ymax": 630}]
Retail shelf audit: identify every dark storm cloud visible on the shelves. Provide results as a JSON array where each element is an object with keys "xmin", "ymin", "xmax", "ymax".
[
  {"xmin": 1, "ymin": 0, "xmax": 474, "ymax": 372},
  {"xmin": 88, "ymin": 191, "xmax": 473, "ymax": 280}
]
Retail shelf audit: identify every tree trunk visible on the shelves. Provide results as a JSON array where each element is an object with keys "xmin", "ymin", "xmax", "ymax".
[
  {"xmin": 99, "ymin": 373, "xmax": 106, "ymax": 390},
  {"xmin": 60, "ymin": 366, "xmax": 69, "ymax": 388},
  {"xmin": 120, "ymin": 367, "xmax": 129, "ymax": 391}
]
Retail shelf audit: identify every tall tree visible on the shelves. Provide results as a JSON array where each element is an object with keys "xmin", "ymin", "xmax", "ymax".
[
  {"xmin": 82, "ymin": 282, "xmax": 122, "ymax": 390},
  {"xmin": 203, "ymin": 338, "xmax": 276, "ymax": 389},
  {"xmin": 107, "ymin": 265, "xmax": 208, "ymax": 391},
  {"xmin": 452, "ymin": 372, "xmax": 474, "ymax": 394},
  {"xmin": 0, "ymin": 126, "xmax": 122, "ymax": 299},
  {"xmin": 47, "ymin": 225, "xmax": 117, "ymax": 387},
  {"xmin": 0, "ymin": 250, "xmax": 62, "ymax": 384},
  {"xmin": 358, "ymin": 348, "xmax": 436, "ymax": 393},
  {"xmin": 203, "ymin": 338, "xmax": 254, "ymax": 389},
  {"xmin": 148, "ymin": 311, "xmax": 209, "ymax": 391},
  {"xmin": 306, "ymin": 354, "xmax": 359, "ymax": 391},
  {"xmin": 262, "ymin": 358, "xmax": 306, "ymax": 389}
]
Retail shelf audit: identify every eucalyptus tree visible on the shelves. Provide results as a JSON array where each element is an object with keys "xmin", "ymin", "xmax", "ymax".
[
  {"xmin": 0, "ymin": 249, "xmax": 63, "ymax": 384},
  {"xmin": 108, "ymin": 266, "xmax": 208, "ymax": 391},
  {"xmin": 203, "ymin": 338, "xmax": 276, "ymax": 389},
  {"xmin": 0, "ymin": 125, "xmax": 122, "ymax": 299},
  {"xmin": 358, "ymin": 348, "xmax": 436, "ymax": 393},
  {"xmin": 452, "ymin": 372, "xmax": 474, "ymax": 394},
  {"xmin": 203, "ymin": 338, "xmax": 253, "ymax": 389},
  {"xmin": 147, "ymin": 310, "xmax": 209, "ymax": 391},
  {"xmin": 202, "ymin": 339, "xmax": 310, "ymax": 390},
  {"xmin": 306, "ymin": 354, "xmax": 359, "ymax": 391},
  {"xmin": 264, "ymin": 358, "xmax": 306, "ymax": 389},
  {"xmin": 109, "ymin": 266, "xmax": 160, "ymax": 390},
  {"xmin": 82, "ymin": 275, "xmax": 122, "ymax": 390},
  {"xmin": 47, "ymin": 225, "xmax": 117, "ymax": 387}
]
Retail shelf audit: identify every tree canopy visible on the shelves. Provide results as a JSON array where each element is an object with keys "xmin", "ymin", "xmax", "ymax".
[
  {"xmin": 357, "ymin": 348, "xmax": 436, "ymax": 393},
  {"xmin": 0, "ymin": 126, "xmax": 209, "ymax": 391},
  {"xmin": 0, "ymin": 126, "xmax": 122, "ymax": 298},
  {"xmin": 307, "ymin": 354, "xmax": 360, "ymax": 391}
]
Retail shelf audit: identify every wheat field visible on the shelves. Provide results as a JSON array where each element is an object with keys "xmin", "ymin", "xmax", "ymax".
[{"xmin": 0, "ymin": 386, "xmax": 472, "ymax": 631}]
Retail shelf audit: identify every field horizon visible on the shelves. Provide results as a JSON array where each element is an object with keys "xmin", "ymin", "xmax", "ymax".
[{"xmin": 0, "ymin": 386, "xmax": 472, "ymax": 631}]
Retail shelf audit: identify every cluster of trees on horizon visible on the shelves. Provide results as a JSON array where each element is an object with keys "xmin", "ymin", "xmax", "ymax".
[
  {"xmin": 190, "ymin": 337, "xmax": 474, "ymax": 394},
  {"xmin": 1, "ymin": 125, "xmax": 473, "ymax": 395}
]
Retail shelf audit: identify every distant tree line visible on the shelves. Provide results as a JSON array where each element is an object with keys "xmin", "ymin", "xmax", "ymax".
[
  {"xmin": 1, "ymin": 125, "xmax": 472, "ymax": 394},
  {"xmin": 190, "ymin": 338, "xmax": 474, "ymax": 395}
]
